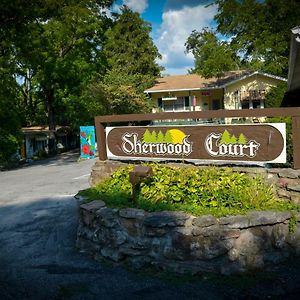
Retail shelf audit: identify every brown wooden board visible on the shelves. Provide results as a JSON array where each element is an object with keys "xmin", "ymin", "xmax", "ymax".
[{"xmin": 106, "ymin": 123, "xmax": 286, "ymax": 163}]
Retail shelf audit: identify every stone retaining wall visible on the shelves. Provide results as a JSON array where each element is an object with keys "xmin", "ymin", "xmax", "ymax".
[
  {"xmin": 89, "ymin": 161, "xmax": 300, "ymax": 204},
  {"xmin": 77, "ymin": 200, "xmax": 300, "ymax": 274}
]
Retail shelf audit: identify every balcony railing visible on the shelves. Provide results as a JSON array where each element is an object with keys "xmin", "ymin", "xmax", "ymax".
[{"xmin": 240, "ymin": 90, "xmax": 266, "ymax": 101}]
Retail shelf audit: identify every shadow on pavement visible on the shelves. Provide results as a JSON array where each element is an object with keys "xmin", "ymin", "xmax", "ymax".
[{"xmin": 1, "ymin": 195, "xmax": 300, "ymax": 299}]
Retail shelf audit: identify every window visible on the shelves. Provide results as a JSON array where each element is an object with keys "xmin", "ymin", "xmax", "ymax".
[
  {"xmin": 241, "ymin": 100, "xmax": 250, "ymax": 109},
  {"xmin": 212, "ymin": 99, "xmax": 221, "ymax": 110},
  {"xmin": 161, "ymin": 96, "xmax": 189, "ymax": 112}
]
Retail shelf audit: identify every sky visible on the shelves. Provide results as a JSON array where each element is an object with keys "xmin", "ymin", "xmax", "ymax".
[{"xmin": 112, "ymin": 0, "xmax": 217, "ymax": 75}]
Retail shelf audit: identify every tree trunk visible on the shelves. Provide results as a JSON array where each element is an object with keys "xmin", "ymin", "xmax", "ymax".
[{"xmin": 46, "ymin": 87, "xmax": 56, "ymax": 154}]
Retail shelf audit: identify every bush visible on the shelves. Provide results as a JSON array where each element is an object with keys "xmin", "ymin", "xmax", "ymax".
[{"xmin": 80, "ymin": 164, "xmax": 297, "ymax": 217}]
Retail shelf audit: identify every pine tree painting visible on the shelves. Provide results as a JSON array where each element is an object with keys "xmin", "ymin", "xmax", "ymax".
[
  {"xmin": 157, "ymin": 131, "xmax": 165, "ymax": 143},
  {"xmin": 164, "ymin": 130, "xmax": 173, "ymax": 144},
  {"xmin": 219, "ymin": 130, "xmax": 231, "ymax": 144},
  {"xmin": 230, "ymin": 134, "xmax": 237, "ymax": 144},
  {"xmin": 150, "ymin": 131, "xmax": 157, "ymax": 143},
  {"xmin": 142, "ymin": 129, "xmax": 152, "ymax": 143},
  {"xmin": 238, "ymin": 133, "xmax": 248, "ymax": 144}
]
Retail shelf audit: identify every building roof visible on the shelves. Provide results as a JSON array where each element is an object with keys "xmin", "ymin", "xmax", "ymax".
[
  {"xmin": 22, "ymin": 125, "xmax": 70, "ymax": 135},
  {"xmin": 144, "ymin": 71, "xmax": 286, "ymax": 93}
]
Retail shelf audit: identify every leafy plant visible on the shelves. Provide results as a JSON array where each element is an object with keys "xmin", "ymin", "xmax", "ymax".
[{"xmin": 81, "ymin": 164, "xmax": 299, "ymax": 217}]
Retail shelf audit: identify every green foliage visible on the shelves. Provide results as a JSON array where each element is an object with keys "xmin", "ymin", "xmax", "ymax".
[
  {"xmin": 1, "ymin": 0, "xmax": 113, "ymax": 133},
  {"xmin": 289, "ymin": 212, "xmax": 297, "ymax": 233},
  {"xmin": 185, "ymin": 28, "xmax": 239, "ymax": 78},
  {"xmin": 103, "ymin": 6, "xmax": 162, "ymax": 77},
  {"xmin": 85, "ymin": 164, "xmax": 297, "ymax": 217},
  {"xmin": 186, "ymin": 1, "xmax": 300, "ymax": 77},
  {"xmin": 264, "ymin": 82, "xmax": 287, "ymax": 108},
  {"xmin": 0, "ymin": 75, "xmax": 22, "ymax": 164},
  {"xmin": 84, "ymin": 69, "xmax": 153, "ymax": 115},
  {"xmin": 214, "ymin": 0, "xmax": 300, "ymax": 76},
  {"xmin": 84, "ymin": 6, "xmax": 162, "ymax": 116}
]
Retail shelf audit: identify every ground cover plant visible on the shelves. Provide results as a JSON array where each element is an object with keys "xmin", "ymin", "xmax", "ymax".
[{"xmin": 80, "ymin": 164, "xmax": 298, "ymax": 217}]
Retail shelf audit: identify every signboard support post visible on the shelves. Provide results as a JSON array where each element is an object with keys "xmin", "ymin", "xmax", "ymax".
[
  {"xmin": 292, "ymin": 116, "xmax": 300, "ymax": 169},
  {"xmin": 95, "ymin": 119, "xmax": 107, "ymax": 161}
]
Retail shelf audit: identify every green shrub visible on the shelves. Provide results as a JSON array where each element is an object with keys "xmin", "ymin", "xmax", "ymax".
[{"xmin": 81, "ymin": 164, "xmax": 298, "ymax": 217}]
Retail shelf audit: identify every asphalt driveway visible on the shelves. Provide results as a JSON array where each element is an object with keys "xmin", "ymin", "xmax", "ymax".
[{"xmin": 0, "ymin": 151, "xmax": 300, "ymax": 299}]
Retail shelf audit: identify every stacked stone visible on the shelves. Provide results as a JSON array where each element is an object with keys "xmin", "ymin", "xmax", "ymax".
[{"xmin": 77, "ymin": 200, "xmax": 300, "ymax": 275}]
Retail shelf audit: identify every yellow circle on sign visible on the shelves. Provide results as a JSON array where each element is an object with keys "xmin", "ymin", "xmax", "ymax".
[{"xmin": 169, "ymin": 129, "xmax": 186, "ymax": 144}]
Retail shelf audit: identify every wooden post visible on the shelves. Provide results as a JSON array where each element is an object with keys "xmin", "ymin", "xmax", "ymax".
[
  {"xmin": 292, "ymin": 116, "xmax": 300, "ymax": 169},
  {"xmin": 94, "ymin": 118, "xmax": 107, "ymax": 161}
]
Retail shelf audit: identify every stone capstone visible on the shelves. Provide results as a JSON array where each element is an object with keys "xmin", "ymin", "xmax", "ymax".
[{"xmin": 143, "ymin": 211, "xmax": 190, "ymax": 227}]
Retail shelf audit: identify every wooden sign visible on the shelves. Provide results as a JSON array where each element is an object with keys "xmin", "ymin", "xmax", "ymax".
[{"xmin": 106, "ymin": 123, "xmax": 286, "ymax": 163}]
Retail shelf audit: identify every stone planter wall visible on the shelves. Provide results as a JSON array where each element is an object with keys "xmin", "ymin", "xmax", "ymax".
[
  {"xmin": 89, "ymin": 161, "xmax": 300, "ymax": 204},
  {"xmin": 77, "ymin": 200, "xmax": 300, "ymax": 274},
  {"xmin": 82, "ymin": 160, "xmax": 300, "ymax": 274}
]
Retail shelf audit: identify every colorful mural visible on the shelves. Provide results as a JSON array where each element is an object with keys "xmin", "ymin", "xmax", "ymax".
[{"xmin": 80, "ymin": 126, "xmax": 96, "ymax": 159}]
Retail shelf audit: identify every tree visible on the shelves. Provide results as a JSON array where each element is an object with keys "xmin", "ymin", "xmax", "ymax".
[
  {"xmin": 9, "ymin": 0, "xmax": 113, "ymax": 152},
  {"xmin": 185, "ymin": 28, "xmax": 239, "ymax": 78},
  {"xmin": 264, "ymin": 82, "xmax": 287, "ymax": 108},
  {"xmin": 214, "ymin": 0, "xmax": 300, "ymax": 77},
  {"xmin": 87, "ymin": 6, "xmax": 162, "ymax": 115},
  {"xmin": 0, "ymin": 73, "xmax": 22, "ymax": 164},
  {"xmin": 103, "ymin": 6, "xmax": 162, "ymax": 77},
  {"xmin": 84, "ymin": 68, "xmax": 152, "ymax": 115}
]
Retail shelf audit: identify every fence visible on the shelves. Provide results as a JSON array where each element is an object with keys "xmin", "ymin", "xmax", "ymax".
[{"xmin": 94, "ymin": 107, "xmax": 300, "ymax": 169}]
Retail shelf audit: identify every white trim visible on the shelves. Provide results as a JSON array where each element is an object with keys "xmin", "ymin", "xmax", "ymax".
[
  {"xmin": 145, "ymin": 86, "xmax": 220, "ymax": 94},
  {"xmin": 218, "ymin": 71, "xmax": 287, "ymax": 89}
]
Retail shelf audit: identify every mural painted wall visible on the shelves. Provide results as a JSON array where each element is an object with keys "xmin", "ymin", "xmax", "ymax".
[{"xmin": 80, "ymin": 126, "xmax": 96, "ymax": 159}]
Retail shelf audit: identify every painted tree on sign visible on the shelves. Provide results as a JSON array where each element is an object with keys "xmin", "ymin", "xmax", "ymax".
[
  {"xmin": 164, "ymin": 130, "xmax": 173, "ymax": 144},
  {"xmin": 150, "ymin": 131, "xmax": 157, "ymax": 143},
  {"xmin": 219, "ymin": 130, "xmax": 231, "ymax": 144},
  {"xmin": 230, "ymin": 134, "xmax": 237, "ymax": 144},
  {"xmin": 238, "ymin": 133, "xmax": 247, "ymax": 144},
  {"xmin": 157, "ymin": 131, "xmax": 165, "ymax": 143},
  {"xmin": 142, "ymin": 129, "xmax": 152, "ymax": 143}
]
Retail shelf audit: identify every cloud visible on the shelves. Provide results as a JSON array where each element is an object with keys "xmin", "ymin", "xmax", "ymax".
[
  {"xmin": 155, "ymin": 3, "xmax": 217, "ymax": 75},
  {"xmin": 123, "ymin": 0, "xmax": 148, "ymax": 14},
  {"xmin": 165, "ymin": 0, "xmax": 214, "ymax": 11},
  {"xmin": 111, "ymin": 0, "xmax": 148, "ymax": 14}
]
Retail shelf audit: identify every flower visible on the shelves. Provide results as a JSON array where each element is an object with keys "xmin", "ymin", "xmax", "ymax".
[{"xmin": 82, "ymin": 144, "xmax": 90, "ymax": 155}]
